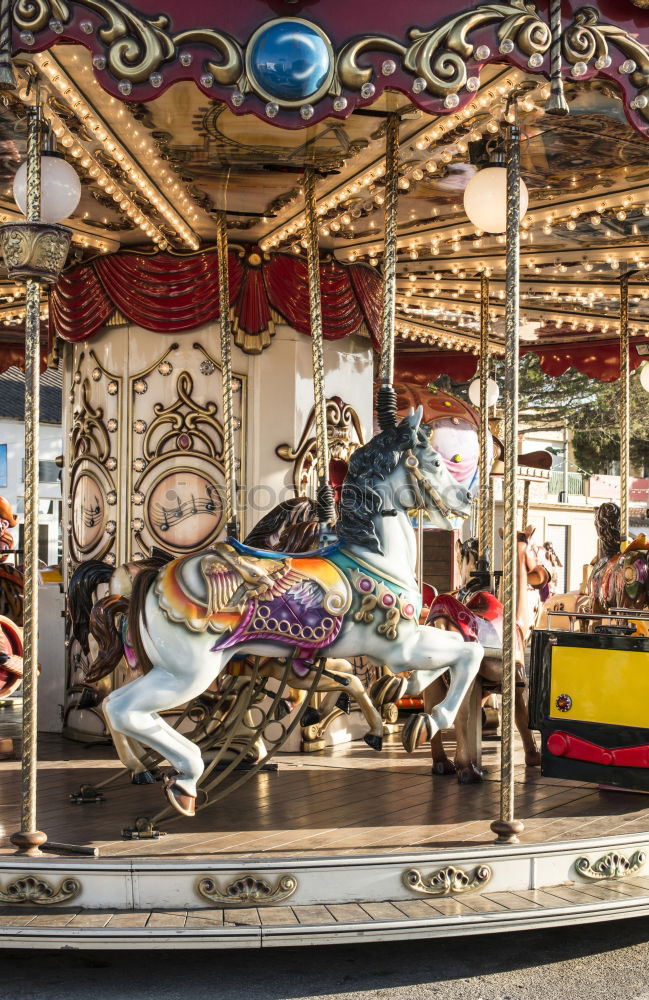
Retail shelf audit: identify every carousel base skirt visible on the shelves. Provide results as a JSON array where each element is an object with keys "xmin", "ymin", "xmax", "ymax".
[{"xmin": 2, "ymin": 725, "xmax": 649, "ymax": 947}]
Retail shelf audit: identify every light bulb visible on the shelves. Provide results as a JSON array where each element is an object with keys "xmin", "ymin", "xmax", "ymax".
[
  {"xmin": 463, "ymin": 165, "xmax": 529, "ymax": 234},
  {"xmin": 13, "ymin": 152, "xmax": 81, "ymax": 223},
  {"xmin": 468, "ymin": 377, "xmax": 500, "ymax": 407}
]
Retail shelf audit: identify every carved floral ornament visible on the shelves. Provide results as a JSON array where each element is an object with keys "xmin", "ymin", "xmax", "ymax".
[
  {"xmin": 196, "ymin": 873, "xmax": 298, "ymax": 906},
  {"xmin": 0, "ymin": 874, "xmax": 81, "ymax": 905}
]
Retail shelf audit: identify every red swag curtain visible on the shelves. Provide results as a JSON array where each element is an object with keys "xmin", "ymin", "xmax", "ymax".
[{"xmin": 50, "ymin": 250, "xmax": 382, "ymax": 351}]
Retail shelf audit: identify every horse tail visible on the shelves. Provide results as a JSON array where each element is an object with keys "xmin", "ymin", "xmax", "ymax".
[
  {"xmin": 86, "ymin": 594, "xmax": 129, "ymax": 683},
  {"xmin": 127, "ymin": 563, "xmax": 161, "ymax": 676},
  {"xmin": 68, "ymin": 560, "xmax": 116, "ymax": 654}
]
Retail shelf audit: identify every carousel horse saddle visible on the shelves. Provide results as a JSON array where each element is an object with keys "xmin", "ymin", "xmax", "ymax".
[{"xmin": 155, "ymin": 543, "xmax": 353, "ymax": 648}]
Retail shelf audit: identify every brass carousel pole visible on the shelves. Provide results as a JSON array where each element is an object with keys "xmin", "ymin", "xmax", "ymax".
[
  {"xmin": 478, "ymin": 271, "xmax": 490, "ymax": 571},
  {"xmin": 377, "ymin": 113, "xmax": 400, "ymax": 431},
  {"xmin": 521, "ymin": 479, "xmax": 531, "ymax": 530},
  {"xmin": 491, "ymin": 121, "xmax": 525, "ymax": 845},
  {"xmin": 0, "ymin": 0, "xmax": 16, "ymax": 90},
  {"xmin": 11, "ymin": 105, "xmax": 46, "ymax": 856},
  {"xmin": 304, "ymin": 167, "xmax": 335, "ymax": 531},
  {"xmin": 215, "ymin": 210, "xmax": 239, "ymax": 539},
  {"xmin": 620, "ymin": 272, "xmax": 631, "ymax": 544}
]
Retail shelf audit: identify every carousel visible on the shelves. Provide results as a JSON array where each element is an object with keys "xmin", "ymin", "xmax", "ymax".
[{"xmin": 2, "ymin": 0, "xmax": 649, "ymax": 948}]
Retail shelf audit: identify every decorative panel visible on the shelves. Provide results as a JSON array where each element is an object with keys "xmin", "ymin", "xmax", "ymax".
[{"xmin": 127, "ymin": 341, "xmax": 246, "ymax": 561}]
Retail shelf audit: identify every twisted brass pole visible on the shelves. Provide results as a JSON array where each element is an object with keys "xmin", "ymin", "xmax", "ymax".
[
  {"xmin": 377, "ymin": 114, "xmax": 400, "ymax": 430},
  {"xmin": 491, "ymin": 123, "xmax": 524, "ymax": 846},
  {"xmin": 478, "ymin": 272, "xmax": 490, "ymax": 568},
  {"xmin": 0, "ymin": 0, "xmax": 15, "ymax": 90},
  {"xmin": 620, "ymin": 273, "xmax": 630, "ymax": 544},
  {"xmin": 10, "ymin": 105, "xmax": 46, "ymax": 856},
  {"xmin": 521, "ymin": 479, "xmax": 531, "ymax": 530},
  {"xmin": 215, "ymin": 211, "xmax": 238, "ymax": 539},
  {"xmin": 304, "ymin": 168, "xmax": 335, "ymax": 527},
  {"xmin": 545, "ymin": 0, "xmax": 569, "ymax": 116}
]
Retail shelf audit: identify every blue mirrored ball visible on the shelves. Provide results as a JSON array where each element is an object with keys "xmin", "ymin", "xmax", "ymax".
[{"xmin": 249, "ymin": 21, "xmax": 330, "ymax": 102}]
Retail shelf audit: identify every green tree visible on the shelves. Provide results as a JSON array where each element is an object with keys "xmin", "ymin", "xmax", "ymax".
[{"xmin": 440, "ymin": 354, "xmax": 649, "ymax": 476}]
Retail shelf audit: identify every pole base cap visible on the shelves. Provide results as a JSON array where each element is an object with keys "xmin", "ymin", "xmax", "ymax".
[
  {"xmin": 10, "ymin": 830, "xmax": 48, "ymax": 856},
  {"xmin": 490, "ymin": 818, "xmax": 525, "ymax": 844}
]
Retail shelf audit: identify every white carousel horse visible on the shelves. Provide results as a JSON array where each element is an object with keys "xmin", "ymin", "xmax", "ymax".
[{"xmin": 70, "ymin": 408, "xmax": 483, "ymax": 817}]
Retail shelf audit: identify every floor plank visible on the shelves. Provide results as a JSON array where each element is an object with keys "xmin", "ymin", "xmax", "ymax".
[{"xmin": 1, "ymin": 705, "xmax": 649, "ymax": 859}]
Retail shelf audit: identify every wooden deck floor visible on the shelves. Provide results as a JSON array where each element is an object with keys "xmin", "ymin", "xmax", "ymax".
[{"xmin": 2, "ymin": 704, "xmax": 649, "ymax": 858}]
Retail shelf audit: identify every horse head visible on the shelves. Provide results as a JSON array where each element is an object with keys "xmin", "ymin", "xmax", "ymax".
[
  {"xmin": 456, "ymin": 536, "xmax": 480, "ymax": 587},
  {"xmin": 338, "ymin": 406, "xmax": 474, "ymax": 553}
]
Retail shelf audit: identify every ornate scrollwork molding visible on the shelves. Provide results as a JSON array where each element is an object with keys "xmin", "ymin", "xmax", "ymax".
[
  {"xmin": 338, "ymin": 1, "xmax": 550, "ymax": 98},
  {"xmin": 196, "ymin": 873, "xmax": 298, "ymax": 906},
  {"xmin": 403, "ymin": 864, "xmax": 492, "ymax": 896},
  {"xmin": 15, "ymin": 0, "xmax": 549, "ymax": 119},
  {"xmin": 562, "ymin": 8, "xmax": 649, "ymax": 124},
  {"xmin": 0, "ymin": 874, "xmax": 81, "ymax": 904},
  {"xmin": 575, "ymin": 850, "xmax": 647, "ymax": 881}
]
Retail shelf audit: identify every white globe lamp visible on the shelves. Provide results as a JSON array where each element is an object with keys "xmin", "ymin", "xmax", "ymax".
[
  {"xmin": 468, "ymin": 377, "xmax": 500, "ymax": 408},
  {"xmin": 463, "ymin": 166, "xmax": 529, "ymax": 234},
  {"xmin": 640, "ymin": 363, "xmax": 649, "ymax": 392},
  {"xmin": 13, "ymin": 151, "xmax": 81, "ymax": 223}
]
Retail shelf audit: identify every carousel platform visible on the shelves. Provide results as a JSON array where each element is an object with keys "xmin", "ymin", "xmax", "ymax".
[{"xmin": 2, "ymin": 710, "xmax": 649, "ymax": 947}]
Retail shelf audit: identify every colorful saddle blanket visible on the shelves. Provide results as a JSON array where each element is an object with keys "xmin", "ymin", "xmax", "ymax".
[{"xmin": 155, "ymin": 543, "xmax": 352, "ymax": 665}]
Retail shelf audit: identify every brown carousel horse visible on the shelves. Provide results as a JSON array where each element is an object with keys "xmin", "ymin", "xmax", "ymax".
[
  {"xmin": 588, "ymin": 501, "xmax": 649, "ymax": 615},
  {"xmin": 417, "ymin": 527, "xmax": 550, "ymax": 782},
  {"xmin": 0, "ymin": 497, "xmax": 23, "ymax": 626},
  {"xmin": 538, "ymin": 502, "xmax": 632, "ymax": 631},
  {"xmin": 0, "ymin": 614, "xmax": 24, "ymax": 700}
]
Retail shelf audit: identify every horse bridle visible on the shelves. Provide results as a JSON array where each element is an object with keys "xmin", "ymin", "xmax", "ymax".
[{"xmin": 403, "ymin": 450, "xmax": 469, "ymax": 521}]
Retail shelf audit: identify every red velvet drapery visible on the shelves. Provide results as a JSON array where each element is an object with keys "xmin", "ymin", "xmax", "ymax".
[
  {"xmin": 49, "ymin": 249, "xmax": 383, "ymax": 353},
  {"xmin": 46, "ymin": 248, "xmax": 649, "ymax": 381}
]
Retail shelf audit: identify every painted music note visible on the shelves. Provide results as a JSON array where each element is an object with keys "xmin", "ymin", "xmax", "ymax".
[{"xmin": 147, "ymin": 472, "xmax": 224, "ymax": 550}]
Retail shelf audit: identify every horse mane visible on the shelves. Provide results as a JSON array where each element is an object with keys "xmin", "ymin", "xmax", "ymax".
[
  {"xmin": 244, "ymin": 496, "xmax": 319, "ymax": 553},
  {"xmin": 337, "ymin": 422, "xmax": 418, "ymax": 555},
  {"xmin": 127, "ymin": 556, "xmax": 171, "ymax": 676},
  {"xmin": 86, "ymin": 594, "xmax": 129, "ymax": 683},
  {"xmin": 595, "ymin": 502, "xmax": 621, "ymax": 559}
]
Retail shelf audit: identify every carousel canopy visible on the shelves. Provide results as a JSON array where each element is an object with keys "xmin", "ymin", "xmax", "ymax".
[{"xmin": 0, "ymin": 1, "xmax": 648, "ymax": 378}]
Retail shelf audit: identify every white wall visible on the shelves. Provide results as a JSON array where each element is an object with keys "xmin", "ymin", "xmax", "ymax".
[{"xmin": 0, "ymin": 417, "xmax": 62, "ymax": 566}]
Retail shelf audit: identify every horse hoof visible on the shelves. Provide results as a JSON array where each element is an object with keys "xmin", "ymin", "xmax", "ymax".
[
  {"xmin": 370, "ymin": 674, "xmax": 407, "ymax": 708},
  {"xmin": 275, "ymin": 699, "xmax": 292, "ymax": 721},
  {"xmin": 163, "ymin": 777, "xmax": 196, "ymax": 818},
  {"xmin": 402, "ymin": 713, "xmax": 434, "ymax": 754},
  {"xmin": 336, "ymin": 692, "xmax": 351, "ymax": 715},
  {"xmin": 431, "ymin": 758, "xmax": 456, "ymax": 777},
  {"xmin": 301, "ymin": 707, "xmax": 322, "ymax": 728},
  {"xmin": 132, "ymin": 770, "xmax": 157, "ymax": 785},
  {"xmin": 456, "ymin": 763, "xmax": 484, "ymax": 784},
  {"xmin": 363, "ymin": 732, "xmax": 383, "ymax": 752},
  {"xmin": 525, "ymin": 750, "xmax": 541, "ymax": 767}
]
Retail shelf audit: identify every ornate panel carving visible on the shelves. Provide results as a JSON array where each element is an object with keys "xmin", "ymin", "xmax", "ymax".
[
  {"xmin": 276, "ymin": 396, "xmax": 365, "ymax": 497},
  {"xmin": 128, "ymin": 342, "xmax": 246, "ymax": 560},
  {"xmin": 66, "ymin": 347, "xmax": 121, "ymax": 572}
]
